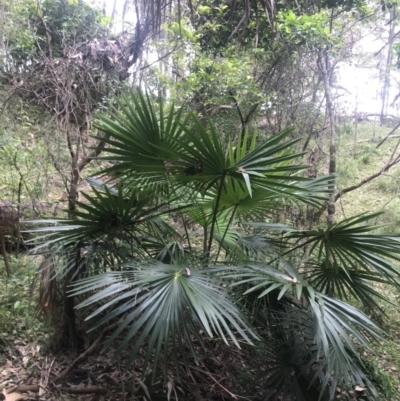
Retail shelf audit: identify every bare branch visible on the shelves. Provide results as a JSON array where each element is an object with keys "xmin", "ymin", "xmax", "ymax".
[{"xmin": 335, "ymin": 155, "xmax": 400, "ymax": 202}]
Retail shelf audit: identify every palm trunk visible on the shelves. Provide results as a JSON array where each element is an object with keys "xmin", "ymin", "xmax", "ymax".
[{"xmin": 62, "ymin": 267, "xmax": 77, "ymax": 347}]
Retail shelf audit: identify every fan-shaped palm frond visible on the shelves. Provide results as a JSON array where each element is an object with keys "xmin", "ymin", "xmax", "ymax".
[
  {"xmin": 308, "ymin": 263, "xmax": 393, "ymax": 309},
  {"xmin": 226, "ymin": 262, "xmax": 383, "ymax": 400},
  {"xmin": 95, "ymin": 90, "xmax": 189, "ymax": 189},
  {"xmin": 95, "ymin": 92, "xmax": 329, "ymax": 205},
  {"xmin": 254, "ymin": 307, "xmax": 324, "ymax": 401},
  {"xmin": 173, "ymin": 122, "xmax": 329, "ymax": 204},
  {"xmin": 248, "ymin": 213, "xmax": 400, "ymax": 311},
  {"xmin": 71, "ymin": 258, "xmax": 257, "ymax": 380},
  {"xmin": 27, "ymin": 184, "xmax": 186, "ymax": 252},
  {"xmin": 251, "ymin": 305, "xmax": 379, "ymax": 401},
  {"xmin": 288, "ymin": 212, "xmax": 400, "ymax": 278}
]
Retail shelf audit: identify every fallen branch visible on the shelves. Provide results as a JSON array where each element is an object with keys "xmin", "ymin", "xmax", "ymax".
[
  {"xmin": 60, "ymin": 387, "xmax": 108, "ymax": 395},
  {"xmin": 9, "ymin": 385, "xmax": 40, "ymax": 393},
  {"xmin": 55, "ymin": 320, "xmax": 120, "ymax": 384},
  {"xmin": 10, "ymin": 384, "xmax": 107, "ymax": 395}
]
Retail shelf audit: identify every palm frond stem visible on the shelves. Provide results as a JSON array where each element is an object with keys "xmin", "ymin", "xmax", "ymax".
[
  {"xmin": 180, "ymin": 211, "xmax": 192, "ymax": 252},
  {"xmin": 207, "ymin": 174, "xmax": 226, "ymax": 260},
  {"xmin": 215, "ymin": 204, "xmax": 238, "ymax": 262}
]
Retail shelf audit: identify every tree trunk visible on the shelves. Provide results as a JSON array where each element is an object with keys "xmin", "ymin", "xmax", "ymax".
[
  {"xmin": 62, "ymin": 267, "xmax": 77, "ymax": 348},
  {"xmin": 0, "ymin": 227, "xmax": 11, "ymax": 277},
  {"xmin": 319, "ymin": 49, "xmax": 336, "ymax": 297},
  {"xmin": 111, "ymin": 0, "xmax": 118, "ymax": 21},
  {"xmin": 380, "ymin": 6, "xmax": 397, "ymax": 123},
  {"xmin": 319, "ymin": 51, "xmax": 336, "ymax": 226}
]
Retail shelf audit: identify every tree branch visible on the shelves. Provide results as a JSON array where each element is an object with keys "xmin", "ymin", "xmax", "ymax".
[
  {"xmin": 77, "ymin": 135, "xmax": 109, "ymax": 172},
  {"xmin": 334, "ymin": 157, "xmax": 400, "ymax": 202}
]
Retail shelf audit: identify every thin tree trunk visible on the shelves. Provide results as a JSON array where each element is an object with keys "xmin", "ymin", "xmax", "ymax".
[
  {"xmin": 319, "ymin": 48, "xmax": 336, "ymax": 297},
  {"xmin": 111, "ymin": 0, "xmax": 118, "ymax": 21},
  {"xmin": 0, "ymin": 227, "xmax": 11, "ymax": 277},
  {"xmin": 380, "ymin": 6, "xmax": 397, "ymax": 123},
  {"xmin": 68, "ymin": 166, "xmax": 80, "ymax": 216},
  {"xmin": 354, "ymin": 91, "xmax": 358, "ymax": 149},
  {"xmin": 122, "ymin": 0, "xmax": 129, "ymax": 22},
  {"xmin": 319, "ymin": 51, "xmax": 336, "ymax": 227}
]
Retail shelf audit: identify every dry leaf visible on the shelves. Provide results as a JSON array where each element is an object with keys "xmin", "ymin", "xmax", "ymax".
[
  {"xmin": 2, "ymin": 390, "xmax": 27, "ymax": 401},
  {"xmin": 167, "ymin": 380, "xmax": 173, "ymax": 401},
  {"xmin": 22, "ymin": 357, "xmax": 29, "ymax": 368}
]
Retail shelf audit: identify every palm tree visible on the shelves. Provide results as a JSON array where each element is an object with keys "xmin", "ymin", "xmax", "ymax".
[{"xmin": 30, "ymin": 90, "xmax": 400, "ymax": 400}]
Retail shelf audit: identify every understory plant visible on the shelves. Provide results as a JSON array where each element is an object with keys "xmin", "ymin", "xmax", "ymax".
[{"xmin": 29, "ymin": 91, "xmax": 400, "ymax": 400}]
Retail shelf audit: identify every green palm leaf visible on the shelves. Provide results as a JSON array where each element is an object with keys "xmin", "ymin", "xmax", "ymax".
[
  {"xmin": 94, "ymin": 90, "xmax": 189, "ymax": 189},
  {"xmin": 226, "ymin": 262, "xmax": 383, "ymax": 400},
  {"xmin": 26, "ymin": 184, "xmax": 186, "ymax": 252},
  {"xmin": 308, "ymin": 264, "xmax": 393, "ymax": 309},
  {"xmin": 288, "ymin": 212, "xmax": 400, "ymax": 286},
  {"xmin": 71, "ymin": 259, "xmax": 257, "ymax": 380}
]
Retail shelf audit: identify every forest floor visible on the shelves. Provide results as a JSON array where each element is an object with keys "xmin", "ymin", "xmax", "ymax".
[{"xmin": 2, "ymin": 121, "xmax": 400, "ymax": 400}]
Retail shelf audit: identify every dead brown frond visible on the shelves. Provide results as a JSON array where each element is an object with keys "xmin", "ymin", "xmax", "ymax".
[{"xmin": 34, "ymin": 257, "xmax": 58, "ymax": 322}]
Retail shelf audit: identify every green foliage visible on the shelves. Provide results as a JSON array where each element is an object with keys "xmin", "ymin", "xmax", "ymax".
[
  {"xmin": 38, "ymin": 0, "xmax": 107, "ymax": 52},
  {"xmin": 363, "ymin": 358, "xmax": 399, "ymax": 400},
  {"xmin": 357, "ymin": 144, "xmax": 380, "ymax": 165},
  {"xmin": 0, "ymin": 128, "xmax": 53, "ymax": 204},
  {"xmin": 276, "ymin": 10, "xmax": 334, "ymax": 48},
  {"xmin": 393, "ymin": 42, "xmax": 400, "ymax": 68},
  {"xmin": 3, "ymin": 0, "xmax": 106, "ymax": 61},
  {"xmin": 1, "ymin": 0, "xmax": 38, "ymax": 59},
  {"xmin": 0, "ymin": 257, "xmax": 51, "ymax": 342}
]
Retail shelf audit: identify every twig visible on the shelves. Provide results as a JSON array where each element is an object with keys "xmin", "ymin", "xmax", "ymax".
[
  {"xmin": 139, "ymin": 44, "xmax": 184, "ymax": 71},
  {"xmin": 9, "ymin": 384, "xmax": 41, "ymax": 393},
  {"xmin": 188, "ymin": 366, "xmax": 251, "ymax": 400}
]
